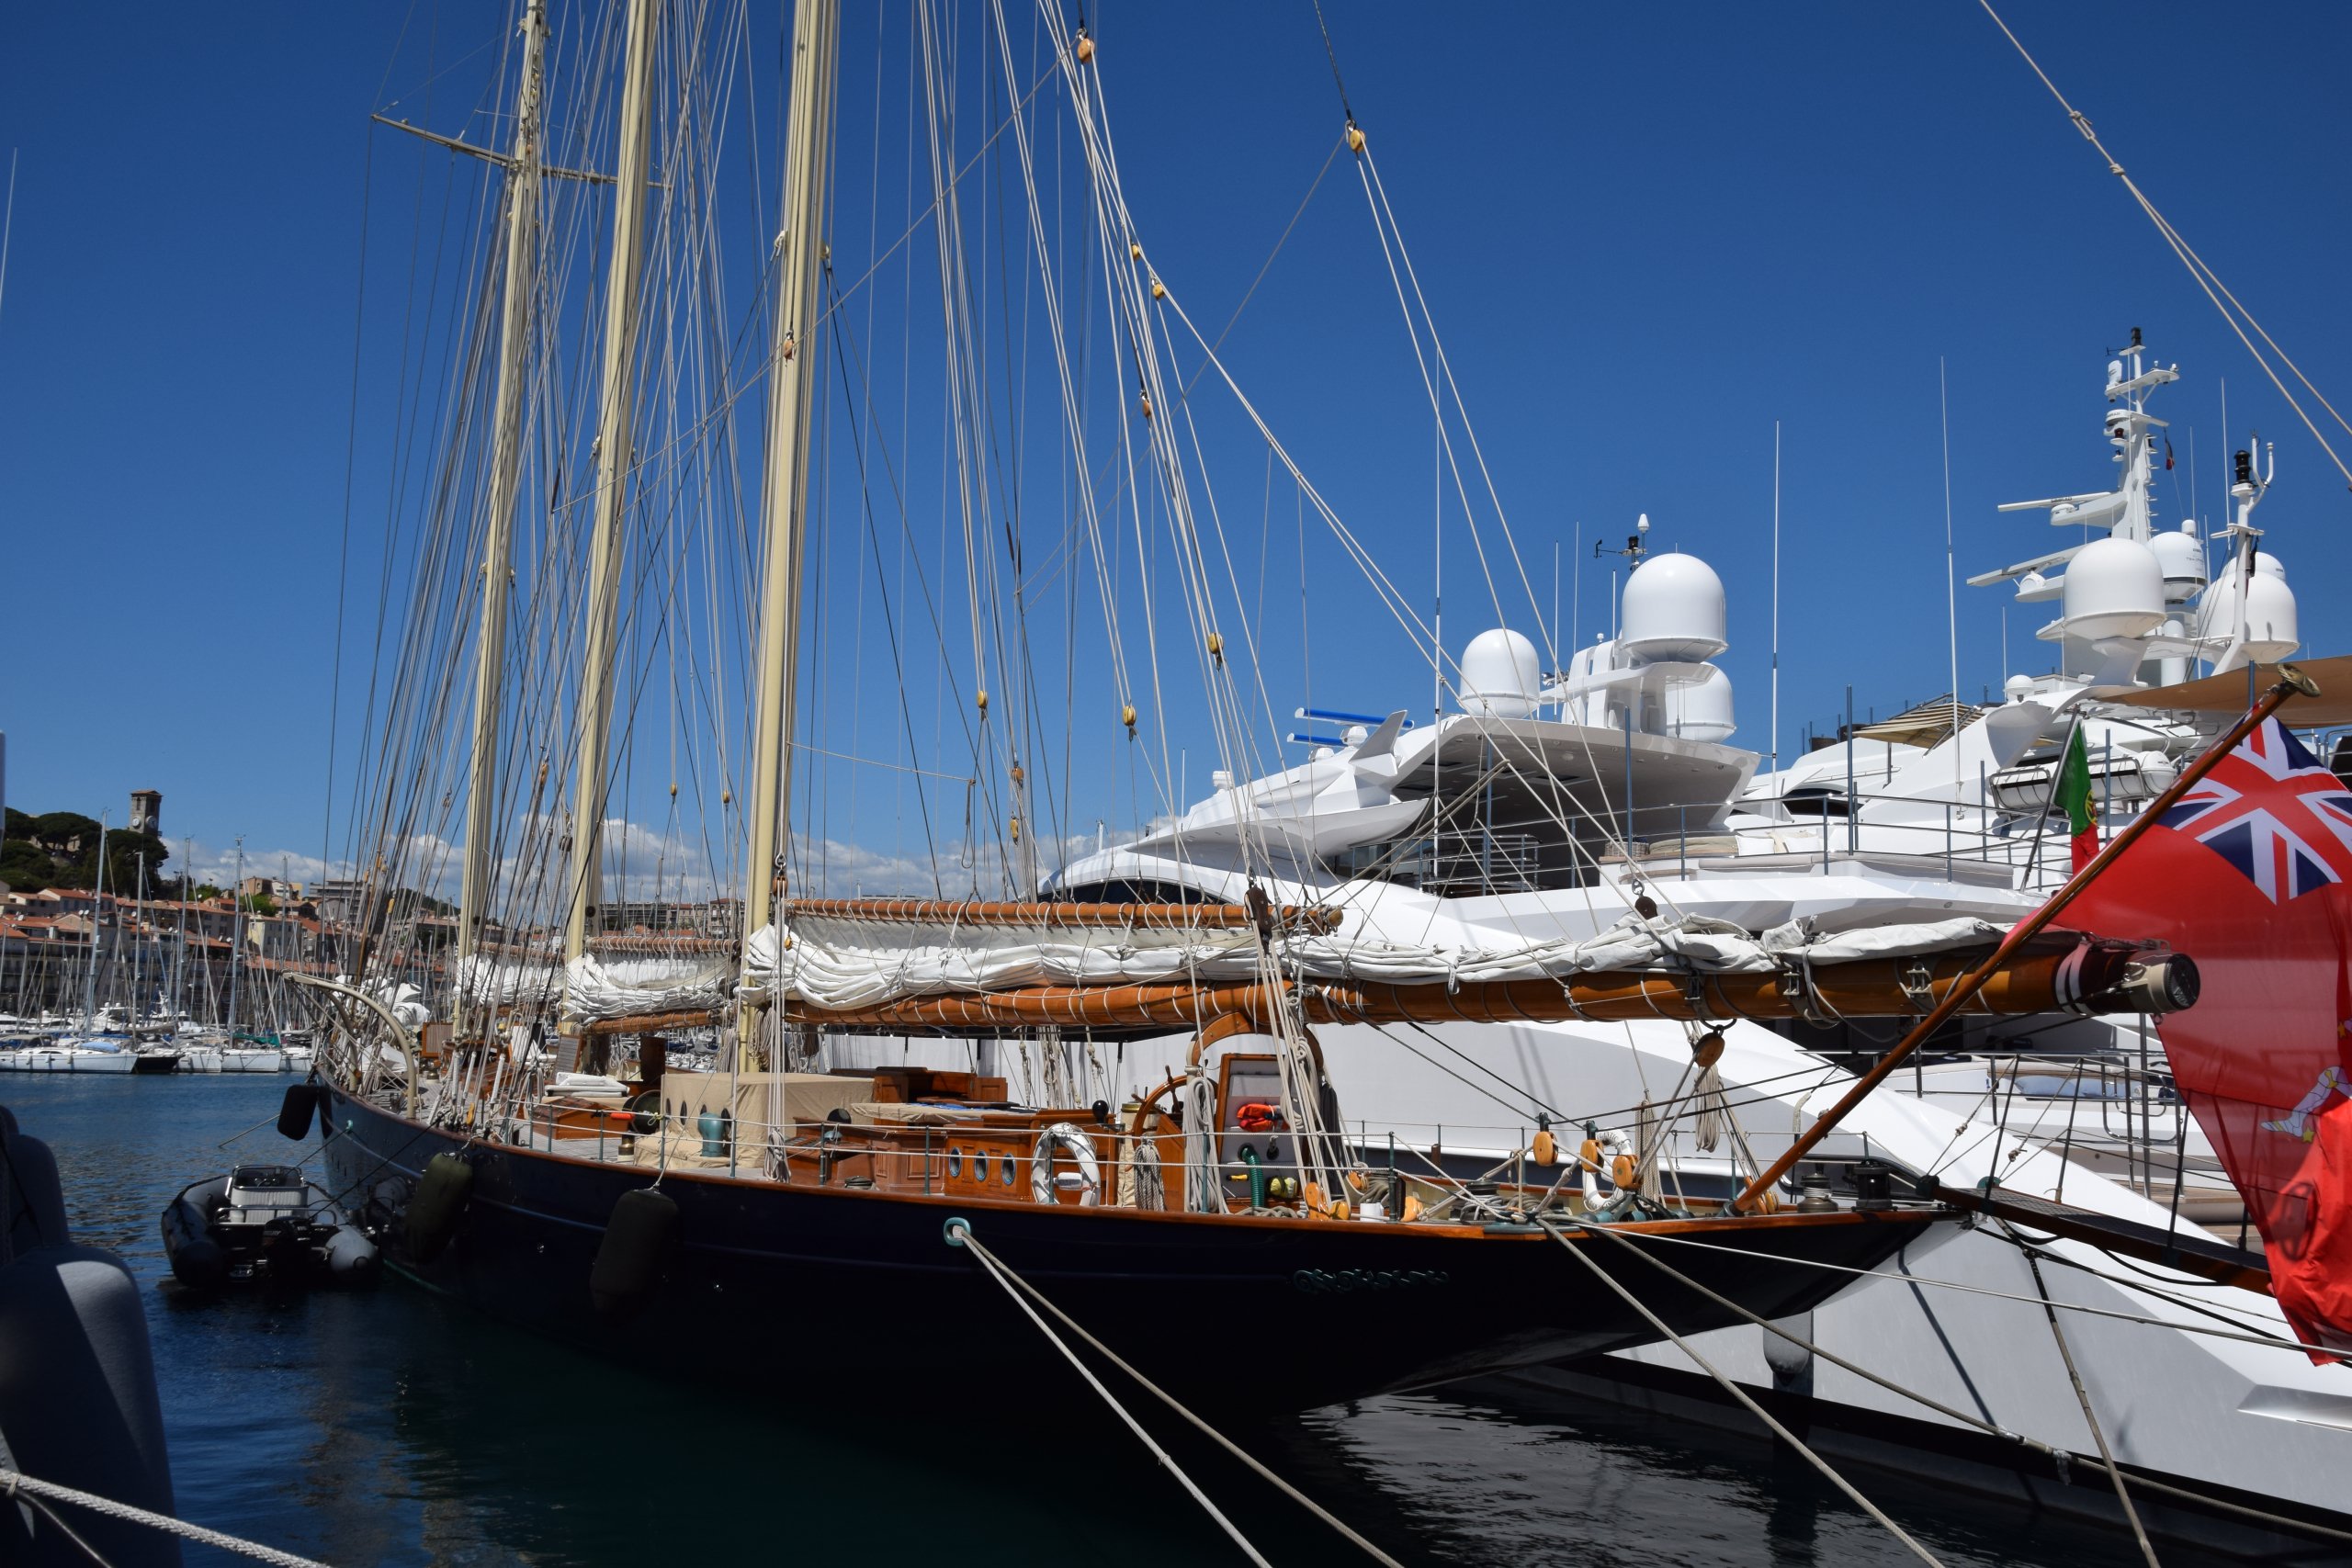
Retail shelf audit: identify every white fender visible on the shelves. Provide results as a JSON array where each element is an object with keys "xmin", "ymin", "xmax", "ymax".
[{"xmin": 1580, "ymin": 1127, "xmax": 1633, "ymax": 1213}]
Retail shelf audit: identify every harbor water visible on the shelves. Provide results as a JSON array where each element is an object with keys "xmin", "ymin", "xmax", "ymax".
[{"xmin": 18, "ymin": 1076, "xmax": 2244, "ymax": 1567}]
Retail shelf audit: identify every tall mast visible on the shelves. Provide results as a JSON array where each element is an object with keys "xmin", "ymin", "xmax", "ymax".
[
  {"xmin": 563, "ymin": 0, "xmax": 661, "ymax": 969},
  {"xmin": 456, "ymin": 0, "xmax": 550, "ymax": 1037},
  {"xmin": 741, "ymin": 0, "xmax": 840, "ymax": 1055}
]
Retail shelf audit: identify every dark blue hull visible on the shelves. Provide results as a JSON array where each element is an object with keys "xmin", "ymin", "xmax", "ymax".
[{"xmin": 320, "ymin": 1084, "xmax": 1945, "ymax": 1410}]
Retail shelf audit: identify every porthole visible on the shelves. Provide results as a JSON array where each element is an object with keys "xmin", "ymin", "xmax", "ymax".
[
  {"xmin": 974, "ymin": 1151, "xmax": 992, "ymax": 1183},
  {"xmin": 1002, "ymin": 1154, "xmax": 1018, "ymax": 1186},
  {"xmin": 947, "ymin": 1147, "xmax": 963, "ymax": 1179}
]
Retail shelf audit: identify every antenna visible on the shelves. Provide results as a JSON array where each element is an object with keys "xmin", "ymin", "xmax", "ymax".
[
  {"xmin": 1770, "ymin": 423, "xmax": 1781, "ymax": 775},
  {"xmin": 1594, "ymin": 513, "xmax": 1648, "ymax": 644},
  {"xmin": 1939, "ymin": 359, "xmax": 1960, "ymax": 773}
]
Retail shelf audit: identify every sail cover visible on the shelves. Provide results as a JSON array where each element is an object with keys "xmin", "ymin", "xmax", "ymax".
[
  {"xmin": 2068, "ymin": 716, "xmax": 2352, "ymax": 1357},
  {"xmin": 741, "ymin": 908, "xmax": 2010, "ymax": 1012}
]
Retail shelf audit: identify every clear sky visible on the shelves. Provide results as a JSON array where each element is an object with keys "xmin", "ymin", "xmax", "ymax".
[{"xmin": 2, "ymin": 2, "xmax": 2347, "ymax": 896}]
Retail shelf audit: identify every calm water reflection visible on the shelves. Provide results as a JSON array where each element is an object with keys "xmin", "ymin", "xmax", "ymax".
[{"xmin": 14, "ymin": 1077, "xmax": 2234, "ymax": 1566}]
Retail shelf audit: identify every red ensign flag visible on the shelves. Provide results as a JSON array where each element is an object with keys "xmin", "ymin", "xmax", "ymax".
[{"xmin": 2064, "ymin": 716, "xmax": 2352, "ymax": 1358}]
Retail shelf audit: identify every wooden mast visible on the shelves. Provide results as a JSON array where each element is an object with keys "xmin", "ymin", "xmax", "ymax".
[
  {"xmin": 455, "ymin": 0, "xmax": 549, "ymax": 1039},
  {"xmin": 562, "ymin": 0, "xmax": 662, "ymax": 974},
  {"xmin": 741, "ymin": 0, "xmax": 841, "ymax": 1060}
]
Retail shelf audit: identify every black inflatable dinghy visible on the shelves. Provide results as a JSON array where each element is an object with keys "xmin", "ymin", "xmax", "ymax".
[{"xmin": 161, "ymin": 1164, "xmax": 379, "ymax": 1290}]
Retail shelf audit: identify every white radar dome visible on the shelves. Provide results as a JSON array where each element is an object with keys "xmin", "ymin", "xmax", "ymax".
[
  {"xmin": 2197, "ymin": 557, "xmax": 2300, "ymax": 663},
  {"xmin": 1662, "ymin": 664, "xmax": 1736, "ymax": 744},
  {"xmin": 2149, "ymin": 528, "xmax": 2207, "ymax": 604},
  {"xmin": 1458, "ymin": 627, "xmax": 1543, "ymax": 719},
  {"xmin": 2060, "ymin": 536, "xmax": 2165, "ymax": 641},
  {"xmin": 1620, "ymin": 553, "xmax": 1727, "ymax": 664}
]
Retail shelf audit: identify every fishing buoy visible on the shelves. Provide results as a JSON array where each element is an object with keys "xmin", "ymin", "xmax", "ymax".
[
  {"xmin": 277, "ymin": 1081, "xmax": 322, "ymax": 1140},
  {"xmin": 591, "ymin": 1188, "xmax": 680, "ymax": 1321},
  {"xmin": 404, "ymin": 1153, "xmax": 475, "ymax": 1265}
]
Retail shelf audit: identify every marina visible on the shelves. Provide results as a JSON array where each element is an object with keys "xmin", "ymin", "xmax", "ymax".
[
  {"xmin": 4, "ymin": 2, "xmax": 2352, "ymax": 1564},
  {"xmin": 6, "ymin": 1075, "xmax": 2264, "ymax": 1566}
]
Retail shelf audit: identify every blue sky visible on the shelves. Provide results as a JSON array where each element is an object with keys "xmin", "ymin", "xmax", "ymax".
[{"xmin": 2, "ymin": 2, "xmax": 2346, "ymax": 897}]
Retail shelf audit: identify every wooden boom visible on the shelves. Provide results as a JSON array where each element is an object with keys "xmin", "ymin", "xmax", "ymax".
[{"xmin": 779, "ymin": 938, "xmax": 2189, "ymax": 1035}]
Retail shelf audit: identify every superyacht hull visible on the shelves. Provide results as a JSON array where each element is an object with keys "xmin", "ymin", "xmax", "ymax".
[{"xmin": 318, "ymin": 1083, "xmax": 1948, "ymax": 1413}]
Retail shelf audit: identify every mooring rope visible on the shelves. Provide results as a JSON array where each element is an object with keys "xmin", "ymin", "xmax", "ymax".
[
  {"xmin": 946, "ymin": 1219, "xmax": 1403, "ymax": 1566},
  {"xmin": 2018, "ymin": 1234, "xmax": 2163, "ymax": 1567},
  {"xmin": 945, "ymin": 1221, "xmax": 1270, "ymax": 1566},
  {"xmin": 0, "ymin": 1468, "xmax": 332, "ymax": 1568},
  {"xmin": 1563, "ymin": 1218, "xmax": 2352, "ymax": 1551},
  {"xmin": 1532, "ymin": 1217, "xmax": 1947, "ymax": 1565}
]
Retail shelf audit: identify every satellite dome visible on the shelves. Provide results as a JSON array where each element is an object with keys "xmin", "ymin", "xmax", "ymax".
[
  {"xmin": 2197, "ymin": 558, "xmax": 2300, "ymax": 663},
  {"xmin": 1458, "ymin": 627, "xmax": 1543, "ymax": 719},
  {"xmin": 1620, "ymin": 554, "xmax": 1727, "ymax": 664},
  {"xmin": 2004, "ymin": 674, "xmax": 2034, "ymax": 702},
  {"xmin": 1662, "ymin": 664, "xmax": 1736, "ymax": 744},
  {"xmin": 2256, "ymin": 550, "xmax": 2286, "ymax": 581},
  {"xmin": 2148, "ymin": 528, "xmax": 2207, "ymax": 604},
  {"xmin": 2060, "ymin": 536, "xmax": 2165, "ymax": 641}
]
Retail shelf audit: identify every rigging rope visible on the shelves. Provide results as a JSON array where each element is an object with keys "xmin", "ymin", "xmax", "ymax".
[
  {"xmin": 1532, "ymin": 1218, "xmax": 1946, "ymax": 1565},
  {"xmin": 1977, "ymin": 0, "xmax": 2352, "ymax": 490}
]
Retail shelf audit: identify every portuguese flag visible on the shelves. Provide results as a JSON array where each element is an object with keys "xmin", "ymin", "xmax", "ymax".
[{"xmin": 2054, "ymin": 725, "xmax": 2099, "ymax": 872}]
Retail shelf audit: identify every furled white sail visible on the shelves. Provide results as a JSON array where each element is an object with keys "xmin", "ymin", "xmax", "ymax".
[{"xmin": 740, "ymin": 912, "xmax": 2008, "ymax": 1012}]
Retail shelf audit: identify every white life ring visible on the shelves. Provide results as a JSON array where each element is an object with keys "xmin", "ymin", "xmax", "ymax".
[{"xmin": 1031, "ymin": 1122, "xmax": 1102, "ymax": 1207}]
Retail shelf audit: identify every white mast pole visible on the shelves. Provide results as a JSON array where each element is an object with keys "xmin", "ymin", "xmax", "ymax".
[
  {"xmin": 82, "ymin": 816, "xmax": 107, "ymax": 1029},
  {"xmin": 563, "ymin": 0, "xmax": 662, "ymax": 972},
  {"xmin": 741, "ymin": 0, "xmax": 841, "ymax": 1058},
  {"xmin": 225, "ymin": 838, "xmax": 244, "ymax": 1037},
  {"xmin": 1770, "ymin": 421, "xmax": 1781, "ymax": 776},
  {"xmin": 1939, "ymin": 359, "xmax": 1960, "ymax": 768},
  {"xmin": 456, "ymin": 0, "xmax": 550, "ymax": 1040}
]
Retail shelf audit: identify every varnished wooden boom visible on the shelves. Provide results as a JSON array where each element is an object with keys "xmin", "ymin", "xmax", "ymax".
[{"xmin": 781, "ymin": 940, "xmax": 2178, "ymax": 1033}]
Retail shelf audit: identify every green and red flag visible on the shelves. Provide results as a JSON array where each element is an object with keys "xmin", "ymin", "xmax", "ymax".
[{"xmin": 2054, "ymin": 725, "xmax": 2099, "ymax": 872}]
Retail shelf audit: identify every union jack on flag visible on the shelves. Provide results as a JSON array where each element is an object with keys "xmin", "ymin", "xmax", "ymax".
[{"xmin": 2159, "ymin": 718, "xmax": 2352, "ymax": 904}]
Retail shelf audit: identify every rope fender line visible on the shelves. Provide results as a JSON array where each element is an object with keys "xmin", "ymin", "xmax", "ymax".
[
  {"xmin": 944, "ymin": 1219, "xmax": 1406, "ymax": 1567},
  {"xmin": 1530, "ymin": 1217, "xmax": 1948, "ymax": 1566},
  {"xmin": 0, "ymin": 1468, "xmax": 334, "ymax": 1568}
]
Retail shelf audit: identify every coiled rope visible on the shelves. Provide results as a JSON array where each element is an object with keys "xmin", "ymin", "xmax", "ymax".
[
  {"xmin": 0, "ymin": 1468, "xmax": 332, "ymax": 1568},
  {"xmin": 945, "ymin": 1218, "xmax": 1404, "ymax": 1566}
]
